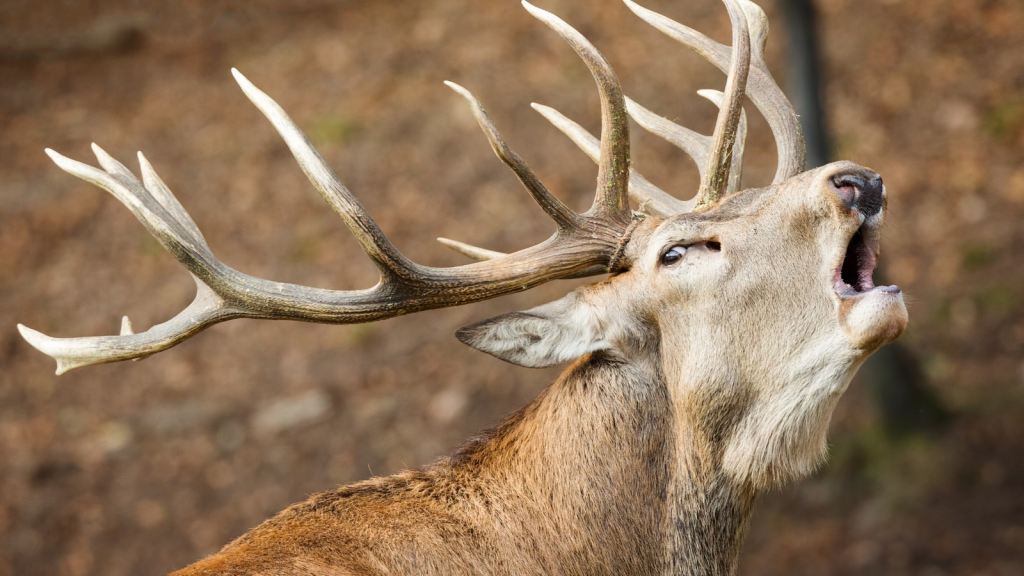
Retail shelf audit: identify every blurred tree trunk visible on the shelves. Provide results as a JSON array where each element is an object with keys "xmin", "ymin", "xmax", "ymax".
[{"xmin": 781, "ymin": 0, "xmax": 946, "ymax": 436}]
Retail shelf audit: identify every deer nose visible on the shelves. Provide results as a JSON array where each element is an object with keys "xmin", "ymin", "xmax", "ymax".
[{"xmin": 829, "ymin": 171, "xmax": 884, "ymax": 217}]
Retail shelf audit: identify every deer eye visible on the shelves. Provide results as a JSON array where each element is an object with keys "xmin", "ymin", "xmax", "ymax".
[{"xmin": 661, "ymin": 245, "xmax": 687, "ymax": 266}]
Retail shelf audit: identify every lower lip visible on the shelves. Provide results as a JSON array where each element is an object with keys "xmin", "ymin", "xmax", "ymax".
[{"xmin": 834, "ymin": 284, "xmax": 902, "ymax": 298}]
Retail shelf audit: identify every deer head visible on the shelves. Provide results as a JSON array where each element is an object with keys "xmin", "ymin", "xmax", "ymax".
[
  {"xmin": 458, "ymin": 159, "xmax": 906, "ymax": 488},
  {"xmin": 18, "ymin": 0, "xmax": 907, "ymax": 571}
]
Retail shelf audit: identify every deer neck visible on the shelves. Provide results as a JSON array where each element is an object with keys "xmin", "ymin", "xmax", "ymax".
[
  {"xmin": 474, "ymin": 352, "xmax": 758, "ymax": 576},
  {"xmin": 662, "ymin": 377, "xmax": 760, "ymax": 575}
]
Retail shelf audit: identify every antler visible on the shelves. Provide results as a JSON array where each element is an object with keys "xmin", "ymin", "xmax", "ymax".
[
  {"xmin": 623, "ymin": 0, "xmax": 806, "ymax": 184},
  {"xmin": 17, "ymin": 2, "xmax": 633, "ymax": 375},
  {"xmin": 530, "ymin": 88, "xmax": 749, "ymax": 218},
  {"xmin": 521, "ymin": 0, "xmax": 802, "ymax": 218},
  {"xmin": 435, "ymin": 0, "xmax": 806, "ymax": 264},
  {"xmin": 627, "ymin": 92, "xmax": 748, "ymax": 198},
  {"xmin": 525, "ymin": 0, "xmax": 754, "ymax": 214},
  {"xmin": 521, "ymin": 101, "xmax": 686, "ymax": 216}
]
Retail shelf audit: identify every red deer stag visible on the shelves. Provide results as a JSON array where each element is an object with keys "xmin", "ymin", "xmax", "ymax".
[{"xmin": 18, "ymin": 0, "xmax": 908, "ymax": 574}]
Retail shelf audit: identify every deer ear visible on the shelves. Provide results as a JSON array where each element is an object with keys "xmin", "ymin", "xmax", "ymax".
[{"xmin": 456, "ymin": 292, "xmax": 610, "ymax": 368}]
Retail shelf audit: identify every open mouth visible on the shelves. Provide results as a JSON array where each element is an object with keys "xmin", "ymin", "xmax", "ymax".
[{"xmin": 833, "ymin": 226, "xmax": 900, "ymax": 297}]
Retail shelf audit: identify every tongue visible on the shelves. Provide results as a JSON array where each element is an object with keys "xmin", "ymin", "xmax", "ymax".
[{"xmin": 855, "ymin": 242, "xmax": 877, "ymax": 292}]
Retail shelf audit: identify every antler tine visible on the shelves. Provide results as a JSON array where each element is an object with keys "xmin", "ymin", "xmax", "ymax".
[
  {"xmin": 522, "ymin": 1, "xmax": 630, "ymax": 222},
  {"xmin": 625, "ymin": 91, "xmax": 747, "ymax": 196},
  {"xmin": 435, "ymin": 90, "xmax": 697, "ymax": 260},
  {"xmin": 529, "ymin": 103, "xmax": 690, "ymax": 217},
  {"xmin": 543, "ymin": 93, "xmax": 745, "ymax": 214},
  {"xmin": 625, "ymin": 97, "xmax": 710, "ymax": 174},
  {"xmin": 436, "ymin": 238, "xmax": 506, "ymax": 262},
  {"xmin": 692, "ymin": 0, "xmax": 750, "ymax": 209},
  {"xmin": 21, "ymin": 148, "xmax": 236, "ymax": 374},
  {"xmin": 624, "ymin": 0, "xmax": 806, "ymax": 184},
  {"xmin": 436, "ymin": 237, "xmax": 609, "ymax": 280},
  {"xmin": 18, "ymin": 278, "xmax": 232, "ymax": 375},
  {"xmin": 93, "ymin": 145, "xmax": 216, "ymax": 253},
  {"xmin": 697, "ymin": 90, "xmax": 747, "ymax": 194},
  {"xmin": 443, "ymin": 81, "xmax": 579, "ymax": 229},
  {"xmin": 137, "ymin": 151, "xmax": 209, "ymax": 250},
  {"xmin": 438, "ymin": 3, "xmax": 642, "ymax": 261},
  {"xmin": 46, "ymin": 147, "xmax": 209, "ymax": 260},
  {"xmin": 231, "ymin": 69, "xmax": 417, "ymax": 282}
]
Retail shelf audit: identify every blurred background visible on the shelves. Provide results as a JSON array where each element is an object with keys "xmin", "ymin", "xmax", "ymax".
[{"xmin": 1, "ymin": 0, "xmax": 1022, "ymax": 574}]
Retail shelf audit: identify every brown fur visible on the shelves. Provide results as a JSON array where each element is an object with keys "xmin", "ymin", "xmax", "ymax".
[
  {"xmin": 175, "ymin": 357, "xmax": 676, "ymax": 575},
  {"xmin": 173, "ymin": 354, "xmax": 763, "ymax": 576}
]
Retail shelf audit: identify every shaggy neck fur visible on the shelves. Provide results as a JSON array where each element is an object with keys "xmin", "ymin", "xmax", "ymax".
[
  {"xmin": 446, "ymin": 352, "xmax": 760, "ymax": 575},
  {"xmin": 179, "ymin": 353, "xmax": 769, "ymax": 576}
]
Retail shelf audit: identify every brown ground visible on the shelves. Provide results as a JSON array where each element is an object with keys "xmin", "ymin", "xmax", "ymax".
[{"xmin": 1, "ymin": 0, "xmax": 1022, "ymax": 575}]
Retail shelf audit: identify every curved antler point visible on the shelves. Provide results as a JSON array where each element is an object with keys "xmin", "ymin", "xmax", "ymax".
[
  {"xmin": 90, "ymin": 142, "xmax": 114, "ymax": 164},
  {"xmin": 16, "ymin": 324, "xmax": 64, "ymax": 372},
  {"xmin": 521, "ymin": 1, "xmax": 554, "ymax": 22},
  {"xmin": 444, "ymin": 81, "xmax": 470, "ymax": 98},
  {"xmin": 622, "ymin": 0, "xmax": 649, "ymax": 17},
  {"xmin": 231, "ymin": 68, "xmax": 260, "ymax": 97},
  {"xmin": 43, "ymin": 148, "xmax": 79, "ymax": 171}
]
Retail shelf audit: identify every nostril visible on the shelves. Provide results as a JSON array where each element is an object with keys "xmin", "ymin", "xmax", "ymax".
[
  {"xmin": 829, "ymin": 174, "xmax": 864, "ymax": 208},
  {"xmin": 829, "ymin": 172, "xmax": 884, "ymax": 217}
]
